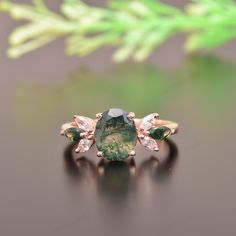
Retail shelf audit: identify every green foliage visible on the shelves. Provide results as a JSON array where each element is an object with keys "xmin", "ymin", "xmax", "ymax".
[{"xmin": 1, "ymin": 0, "xmax": 236, "ymax": 61}]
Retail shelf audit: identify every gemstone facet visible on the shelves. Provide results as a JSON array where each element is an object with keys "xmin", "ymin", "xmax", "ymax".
[
  {"xmin": 149, "ymin": 126, "xmax": 172, "ymax": 140},
  {"xmin": 94, "ymin": 108, "xmax": 137, "ymax": 161}
]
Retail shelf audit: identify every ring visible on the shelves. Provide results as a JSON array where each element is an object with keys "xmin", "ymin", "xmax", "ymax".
[{"xmin": 60, "ymin": 108, "xmax": 179, "ymax": 161}]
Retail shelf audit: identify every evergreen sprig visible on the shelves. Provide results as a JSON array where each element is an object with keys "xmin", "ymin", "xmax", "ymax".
[{"xmin": 1, "ymin": 0, "xmax": 236, "ymax": 62}]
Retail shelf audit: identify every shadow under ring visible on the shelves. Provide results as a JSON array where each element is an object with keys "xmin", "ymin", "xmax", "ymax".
[{"xmin": 63, "ymin": 138, "xmax": 178, "ymax": 177}]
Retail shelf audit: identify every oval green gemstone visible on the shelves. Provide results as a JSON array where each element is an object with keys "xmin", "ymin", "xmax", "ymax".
[
  {"xmin": 95, "ymin": 108, "xmax": 137, "ymax": 161},
  {"xmin": 64, "ymin": 127, "xmax": 83, "ymax": 141},
  {"xmin": 149, "ymin": 126, "xmax": 171, "ymax": 140}
]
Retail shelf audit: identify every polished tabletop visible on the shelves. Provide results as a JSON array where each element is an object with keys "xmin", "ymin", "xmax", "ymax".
[{"xmin": 1, "ymin": 4, "xmax": 236, "ymax": 236}]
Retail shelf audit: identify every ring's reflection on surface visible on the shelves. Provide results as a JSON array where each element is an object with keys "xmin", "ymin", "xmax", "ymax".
[{"xmin": 63, "ymin": 139, "xmax": 178, "ymax": 201}]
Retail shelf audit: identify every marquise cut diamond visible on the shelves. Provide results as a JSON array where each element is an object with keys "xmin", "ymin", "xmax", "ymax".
[
  {"xmin": 76, "ymin": 138, "xmax": 94, "ymax": 152},
  {"xmin": 74, "ymin": 116, "xmax": 95, "ymax": 131},
  {"xmin": 139, "ymin": 136, "xmax": 159, "ymax": 151},
  {"xmin": 139, "ymin": 113, "xmax": 159, "ymax": 131}
]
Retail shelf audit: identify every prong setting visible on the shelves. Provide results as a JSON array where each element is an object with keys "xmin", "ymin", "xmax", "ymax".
[
  {"xmin": 144, "ymin": 130, "xmax": 150, "ymax": 136},
  {"xmin": 154, "ymin": 113, "xmax": 159, "ymax": 118},
  {"xmin": 138, "ymin": 134, "xmax": 145, "ymax": 139},
  {"xmin": 129, "ymin": 150, "xmax": 136, "ymax": 157},
  {"xmin": 87, "ymin": 134, "xmax": 94, "ymax": 140},
  {"xmin": 128, "ymin": 112, "xmax": 135, "ymax": 120},
  {"xmin": 80, "ymin": 132, "xmax": 87, "ymax": 138},
  {"xmin": 96, "ymin": 113, "xmax": 103, "ymax": 120},
  {"xmin": 97, "ymin": 151, "xmax": 103, "ymax": 158}
]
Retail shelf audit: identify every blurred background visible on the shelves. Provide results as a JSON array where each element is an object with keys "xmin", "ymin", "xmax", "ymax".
[{"xmin": 0, "ymin": 1, "xmax": 236, "ymax": 236}]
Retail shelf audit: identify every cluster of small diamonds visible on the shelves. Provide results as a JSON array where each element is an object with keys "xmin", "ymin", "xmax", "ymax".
[{"xmin": 137, "ymin": 113, "xmax": 159, "ymax": 151}]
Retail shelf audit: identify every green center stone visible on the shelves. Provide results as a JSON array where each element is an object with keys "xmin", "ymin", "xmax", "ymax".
[{"xmin": 94, "ymin": 108, "xmax": 137, "ymax": 161}]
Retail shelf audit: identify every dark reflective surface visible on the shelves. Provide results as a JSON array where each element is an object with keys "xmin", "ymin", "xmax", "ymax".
[
  {"xmin": 1, "ymin": 5, "xmax": 236, "ymax": 236},
  {"xmin": 63, "ymin": 139, "xmax": 178, "ymax": 203}
]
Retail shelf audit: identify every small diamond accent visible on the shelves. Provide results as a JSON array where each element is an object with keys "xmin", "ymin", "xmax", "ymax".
[
  {"xmin": 74, "ymin": 116, "xmax": 95, "ymax": 131},
  {"xmin": 139, "ymin": 113, "xmax": 159, "ymax": 131},
  {"xmin": 139, "ymin": 136, "xmax": 159, "ymax": 151},
  {"xmin": 76, "ymin": 139, "xmax": 94, "ymax": 152}
]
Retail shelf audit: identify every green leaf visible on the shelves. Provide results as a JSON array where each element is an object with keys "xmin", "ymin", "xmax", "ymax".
[
  {"xmin": 8, "ymin": 35, "xmax": 56, "ymax": 58},
  {"xmin": 9, "ymin": 22, "xmax": 51, "ymax": 45},
  {"xmin": 2, "ymin": 0, "xmax": 236, "ymax": 62},
  {"xmin": 67, "ymin": 33, "xmax": 118, "ymax": 56},
  {"xmin": 186, "ymin": 29, "xmax": 236, "ymax": 52},
  {"xmin": 33, "ymin": 0, "xmax": 48, "ymax": 10},
  {"xmin": 61, "ymin": 1, "xmax": 87, "ymax": 20},
  {"xmin": 134, "ymin": 27, "xmax": 173, "ymax": 61}
]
